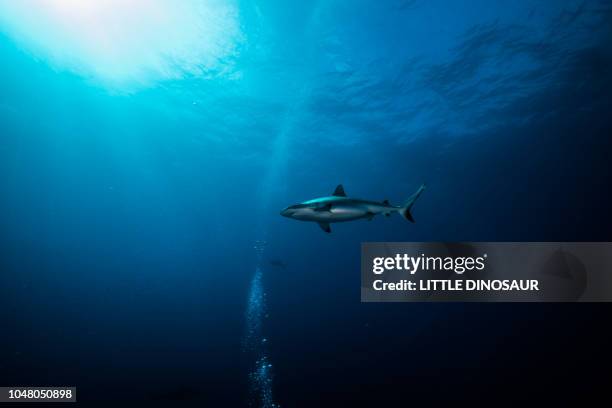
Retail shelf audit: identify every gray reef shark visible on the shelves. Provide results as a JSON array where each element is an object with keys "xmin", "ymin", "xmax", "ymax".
[{"xmin": 280, "ymin": 184, "xmax": 425, "ymax": 233}]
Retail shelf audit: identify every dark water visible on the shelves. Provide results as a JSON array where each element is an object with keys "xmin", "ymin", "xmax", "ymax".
[{"xmin": 1, "ymin": 1, "xmax": 611, "ymax": 406}]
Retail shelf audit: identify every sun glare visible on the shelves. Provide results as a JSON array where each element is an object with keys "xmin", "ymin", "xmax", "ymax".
[{"xmin": 0, "ymin": 0, "xmax": 242, "ymax": 90}]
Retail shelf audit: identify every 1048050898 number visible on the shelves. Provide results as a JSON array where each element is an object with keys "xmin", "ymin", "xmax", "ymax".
[{"xmin": 1, "ymin": 387, "xmax": 76, "ymax": 402}]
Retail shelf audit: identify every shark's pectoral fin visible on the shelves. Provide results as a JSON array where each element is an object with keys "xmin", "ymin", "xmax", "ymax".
[
  {"xmin": 318, "ymin": 222, "xmax": 331, "ymax": 233},
  {"xmin": 366, "ymin": 212, "xmax": 375, "ymax": 221}
]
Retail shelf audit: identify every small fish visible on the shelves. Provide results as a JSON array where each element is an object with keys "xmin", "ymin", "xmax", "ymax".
[{"xmin": 268, "ymin": 259, "xmax": 287, "ymax": 269}]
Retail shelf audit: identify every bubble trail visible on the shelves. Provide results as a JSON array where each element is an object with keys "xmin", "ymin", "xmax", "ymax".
[
  {"xmin": 244, "ymin": 242, "xmax": 278, "ymax": 407},
  {"xmin": 244, "ymin": 266, "xmax": 265, "ymax": 352},
  {"xmin": 244, "ymin": 267, "xmax": 279, "ymax": 407},
  {"xmin": 242, "ymin": 84, "xmax": 309, "ymax": 408}
]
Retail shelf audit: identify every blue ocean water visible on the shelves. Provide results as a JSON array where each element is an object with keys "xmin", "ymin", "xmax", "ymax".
[{"xmin": 1, "ymin": 1, "xmax": 611, "ymax": 406}]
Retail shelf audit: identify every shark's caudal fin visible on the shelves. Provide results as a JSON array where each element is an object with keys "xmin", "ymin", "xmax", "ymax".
[{"xmin": 401, "ymin": 184, "xmax": 426, "ymax": 223}]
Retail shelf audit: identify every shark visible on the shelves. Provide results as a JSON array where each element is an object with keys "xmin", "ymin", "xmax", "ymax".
[{"xmin": 280, "ymin": 184, "xmax": 426, "ymax": 233}]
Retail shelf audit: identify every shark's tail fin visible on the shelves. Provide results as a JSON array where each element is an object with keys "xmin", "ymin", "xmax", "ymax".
[{"xmin": 401, "ymin": 184, "xmax": 426, "ymax": 223}]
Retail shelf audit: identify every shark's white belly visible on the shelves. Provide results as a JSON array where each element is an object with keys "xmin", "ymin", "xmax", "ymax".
[{"xmin": 308, "ymin": 204, "xmax": 372, "ymax": 223}]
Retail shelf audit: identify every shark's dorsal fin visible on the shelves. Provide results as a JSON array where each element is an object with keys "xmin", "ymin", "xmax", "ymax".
[
  {"xmin": 382, "ymin": 199, "xmax": 390, "ymax": 206},
  {"xmin": 332, "ymin": 185, "xmax": 346, "ymax": 197},
  {"xmin": 318, "ymin": 222, "xmax": 331, "ymax": 233}
]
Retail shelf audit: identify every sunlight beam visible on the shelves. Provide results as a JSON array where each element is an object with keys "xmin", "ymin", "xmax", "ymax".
[{"xmin": 0, "ymin": 0, "xmax": 243, "ymax": 90}]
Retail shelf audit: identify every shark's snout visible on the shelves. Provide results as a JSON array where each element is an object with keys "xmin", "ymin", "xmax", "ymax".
[{"xmin": 280, "ymin": 207, "xmax": 293, "ymax": 217}]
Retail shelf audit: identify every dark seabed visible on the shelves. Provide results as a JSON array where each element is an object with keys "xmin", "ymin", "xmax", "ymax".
[{"xmin": 1, "ymin": 1, "xmax": 611, "ymax": 406}]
